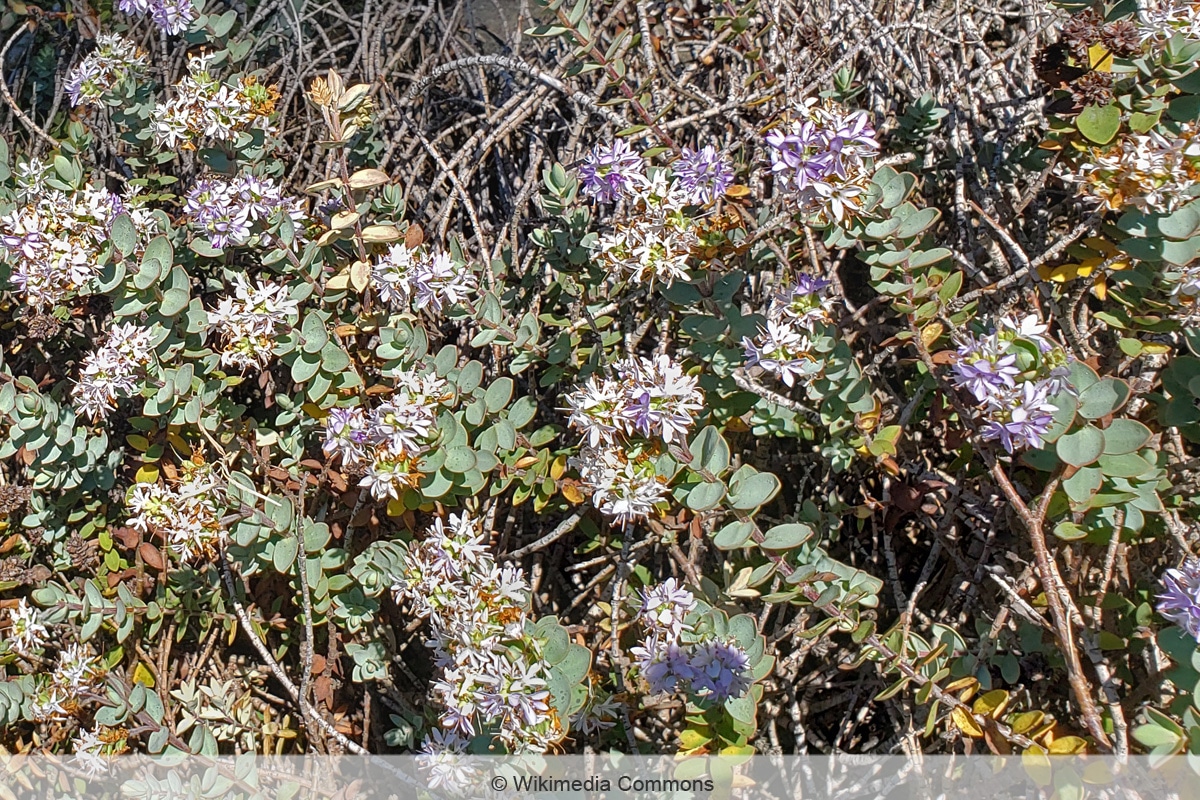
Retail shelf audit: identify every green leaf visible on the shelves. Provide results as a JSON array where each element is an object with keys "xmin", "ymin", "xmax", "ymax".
[
  {"xmin": 1063, "ymin": 466, "xmax": 1103, "ymax": 506},
  {"xmin": 508, "ymin": 396, "xmax": 537, "ymax": 429},
  {"xmin": 1096, "ymin": 452, "xmax": 1152, "ymax": 478},
  {"xmin": 712, "ymin": 520, "xmax": 754, "ymax": 550},
  {"xmin": 685, "ymin": 480, "xmax": 726, "ymax": 511},
  {"xmin": 132, "ymin": 257, "xmax": 163, "ymax": 291},
  {"xmin": 111, "ymin": 213, "xmax": 137, "ymax": 257},
  {"xmin": 1053, "ymin": 521, "xmax": 1087, "ymax": 540},
  {"xmin": 273, "ymin": 536, "xmax": 299, "ymax": 574},
  {"xmin": 301, "ymin": 313, "xmax": 329, "ymax": 354},
  {"xmin": 1101, "ymin": 419, "xmax": 1152, "ymax": 455},
  {"xmin": 160, "ymin": 287, "xmax": 190, "ymax": 317},
  {"xmin": 1040, "ymin": 391, "xmax": 1078, "ymax": 444},
  {"xmin": 1077, "ymin": 378, "xmax": 1130, "ymax": 420},
  {"xmin": 759, "ymin": 523, "xmax": 813, "ymax": 551},
  {"xmin": 1076, "ymin": 103, "xmax": 1120, "ymax": 144},
  {"xmin": 442, "ymin": 447, "xmax": 477, "ymax": 474},
  {"xmin": 728, "ymin": 471, "xmax": 781, "ymax": 511},
  {"xmin": 484, "ymin": 378, "xmax": 513, "ymax": 413},
  {"xmin": 1056, "ymin": 424, "xmax": 1105, "ymax": 467},
  {"xmin": 691, "ymin": 426, "xmax": 730, "ymax": 475}
]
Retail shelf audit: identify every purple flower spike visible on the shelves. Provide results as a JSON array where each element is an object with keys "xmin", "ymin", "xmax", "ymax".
[
  {"xmin": 1159, "ymin": 560, "xmax": 1200, "ymax": 640},
  {"xmin": 674, "ymin": 145, "xmax": 734, "ymax": 204},
  {"xmin": 579, "ymin": 140, "xmax": 646, "ymax": 203}
]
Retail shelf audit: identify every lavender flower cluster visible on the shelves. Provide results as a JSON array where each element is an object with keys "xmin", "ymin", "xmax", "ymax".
[
  {"xmin": 950, "ymin": 316, "xmax": 1072, "ymax": 453},
  {"xmin": 764, "ymin": 98, "xmax": 880, "ymax": 222},
  {"xmin": 0, "ymin": 175, "xmax": 157, "ymax": 309},
  {"xmin": 391, "ymin": 513, "xmax": 563, "ymax": 756},
  {"xmin": 322, "ymin": 370, "xmax": 450, "ymax": 500},
  {"xmin": 565, "ymin": 355, "xmax": 704, "ymax": 524},
  {"xmin": 1158, "ymin": 559, "xmax": 1200, "ymax": 640},
  {"xmin": 630, "ymin": 580, "xmax": 752, "ymax": 703},
  {"xmin": 126, "ymin": 460, "xmax": 224, "ymax": 562},
  {"xmin": 64, "ymin": 34, "xmax": 148, "ymax": 108},
  {"xmin": 580, "ymin": 142, "xmax": 734, "ymax": 288},
  {"xmin": 371, "ymin": 243, "xmax": 477, "ymax": 315},
  {"xmin": 72, "ymin": 322, "xmax": 156, "ymax": 422},
  {"xmin": 208, "ymin": 274, "xmax": 301, "ymax": 371},
  {"xmin": 184, "ymin": 174, "xmax": 307, "ymax": 250},
  {"xmin": 743, "ymin": 276, "xmax": 836, "ymax": 387},
  {"xmin": 117, "ymin": 0, "xmax": 197, "ymax": 35},
  {"xmin": 151, "ymin": 53, "xmax": 277, "ymax": 150}
]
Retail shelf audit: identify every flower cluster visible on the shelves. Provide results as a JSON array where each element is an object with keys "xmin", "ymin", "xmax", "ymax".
[
  {"xmin": 565, "ymin": 355, "xmax": 704, "ymax": 524},
  {"xmin": 1137, "ymin": 0, "xmax": 1200, "ymax": 45},
  {"xmin": 322, "ymin": 370, "xmax": 450, "ymax": 500},
  {"xmin": 392, "ymin": 513, "xmax": 563, "ymax": 755},
  {"xmin": 371, "ymin": 244, "xmax": 477, "ymax": 314},
  {"xmin": 29, "ymin": 643, "xmax": 106, "ymax": 722},
  {"xmin": 208, "ymin": 274, "xmax": 301, "ymax": 371},
  {"xmin": 1071, "ymin": 124, "xmax": 1200, "ymax": 214},
  {"xmin": 126, "ymin": 460, "xmax": 225, "ymax": 562},
  {"xmin": 0, "ymin": 179, "xmax": 156, "ymax": 309},
  {"xmin": 73, "ymin": 726, "xmax": 125, "ymax": 776},
  {"xmin": 1159, "ymin": 559, "xmax": 1200, "ymax": 640},
  {"xmin": 184, "ymin": 174, "xmax": 306, "ymax": 250},
  {"xmin": 579, "ymin": 140, "xmax": 646, "ymax": 203},
  {"xmin": 151, "ymin": 53, "xmax": 278, "ymax": 150},
  {"xmin": 117, "ymin": 0, "xmax": 197, "ymax": 35},
  {"xmin": 4, "ymin": 598, "xmax": 48, "ymax": 656},
  {"xmin": 764, "ymin": 97, "xmax": 880, "ymax": 221},
  {"xmin": 580, "ymin": 142, "xmax": 733, "ymax": 287},
  {"xmin": 72, "ymin": 322, "xmax": 156, "ymax": 422},
  {"xmin": 950, "ymin": 315, "xmax": 1071, "ymax": 453},
  {"xmin": 630, "ymin": 580, "xmax": 752, "ymax": 703},
  {"xmin": 743, "ymin": 276, "xmax": 835, "ymax": 387},
  {"xmin": 65, "ymin": 34, "xmax": 147, "ymax": 107}
]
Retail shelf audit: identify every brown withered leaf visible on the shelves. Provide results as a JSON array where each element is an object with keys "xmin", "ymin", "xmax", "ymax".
[
  {"xmin": 405, "ymin": 223, "xmax": 424, "ymax": 249},
  {"xmin": 139, "ymin": 543, "xmax": 165, "ymax": 571}
]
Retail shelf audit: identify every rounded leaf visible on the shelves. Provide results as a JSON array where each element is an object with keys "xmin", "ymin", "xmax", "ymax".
[
  {"xmin": 1101, "ymin": 419, "xmax": 1151, "ymax": 455},
  {"xmin": 759, "ymin": 523, "xmax": 813, "ymax": 551},
  {"xmin": 1056, "ymin": 424, "xmax": 1105, "ymax": 467}
]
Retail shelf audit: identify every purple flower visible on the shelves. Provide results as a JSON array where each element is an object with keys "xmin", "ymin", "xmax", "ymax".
[
  {"xmin": 151, "ymin": 0, "xmax": 197, "ymax": 35},
  {"xmin": 1159, "ymin": 561, "xmax": 1200, "ymax": 640},
  {"xmin": 579, "ymin": 140, "xmax": 646, "ymax": 203},
  {"xmin": 632, "ymin": 640, "xmax": 695, "ymax": 694},
  {"xmin": 687, "ymin": 640, "xmax": 752, "ymax": 702},
  {"xmin": 673, "ymin": 145, "xmax": 734, "ymax": 204},
  {"xmin": 979, "ymin": 380, "xmax": 1058, "ymax": 453},
  {"xmin": 951, "ymin": 334, "xmax": 1020, "ymax": 403}
]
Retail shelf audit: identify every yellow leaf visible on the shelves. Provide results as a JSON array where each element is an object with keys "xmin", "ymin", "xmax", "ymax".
[
  {"xmin": 724, "ymin": 185, "xmax": 751, "ymax": 198},
  {"xmin": 331, "ymin": 210, "xmax": 360, "ymax": 230},
  {"xmin": 1009, "ymin": 710, "xmax": 1045, "ymax": 735},
  {"xmin": 326, "ymin": 267, "xmax": 351, "ymax": 291},
  {"xmin": 348, "ymin": 168, "xmax": 390, "ymax": 190},
  {"xmin": 1142, "ymin": 342, "xmax": 1173, "ymax": 355},
  {"xmin": 514, "ymin": 455, "xmax": 539, "ymax": 469},
  {"xmin": 361, "ymin": 224, "xmax": 402, "ymax": 243},
  {"xmin": 1048, "ymin": 735, "xmax": 1088, "ymax": 754},
  {"xmin": 562, "ymin": 484, "xmax": 585, "ymax": 505},
  {"xmin": 350, "ymin": 260, "xmax": 371, "ymax": 293},
  {"xmin": 952, "ymin": 706, "xmax": 984, "ymax": 738},
  {"xmin": 132, "ymin": 663, "xmax": 156, "ymax": 689},
  {"xmin": 1088, "ymin": 43, "xmax": 1113, "ymax": 72},
  {"xmin": 386, "ymin": 499, "xmax": 405, "ymax": 517},
  {"xmin": 135, "ymin": 465, "xmax": 160, "ymax": 484},
  {"xmin": 678, "ymin": 728, "xmax": 711, "ymax": 751},
  {"xmin": 920, "ymin": 321, "xmax": 944, "ymax": 350},
  {"xmin": 550, "ymin": 454, "xmax": 568, "ymax": 481},
  {"xmin": 125, "ymin": 434, "xmax": 150, "ymax": 452},
  {"xmin": 972, "ymin": 689, "xmax": 1011, "ymax": 718},
  {"xmin": 302, "ymin": 403, "xmax": 330, "ymax": 420},
  {"xmin": 166, "ymin": 432, "xmax": 192, "ymax": 457},
  {"xmin": 305, "ymin": 178, "xmax": 341, "ymax": 194}
]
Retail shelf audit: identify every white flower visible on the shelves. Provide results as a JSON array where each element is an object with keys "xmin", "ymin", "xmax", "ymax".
[
  {"xmin": 6, "ymin": 599, "xmax": 48, "ymax": 655},
  {"xmin": 208, "ymin": 274, "xmax": 300, "ymax": 371}
]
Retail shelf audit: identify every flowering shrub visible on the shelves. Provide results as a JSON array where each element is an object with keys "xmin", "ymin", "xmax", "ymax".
[{"xmin": 3, "ymin": 0, "xmax": 1200, "ymax": 768}]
